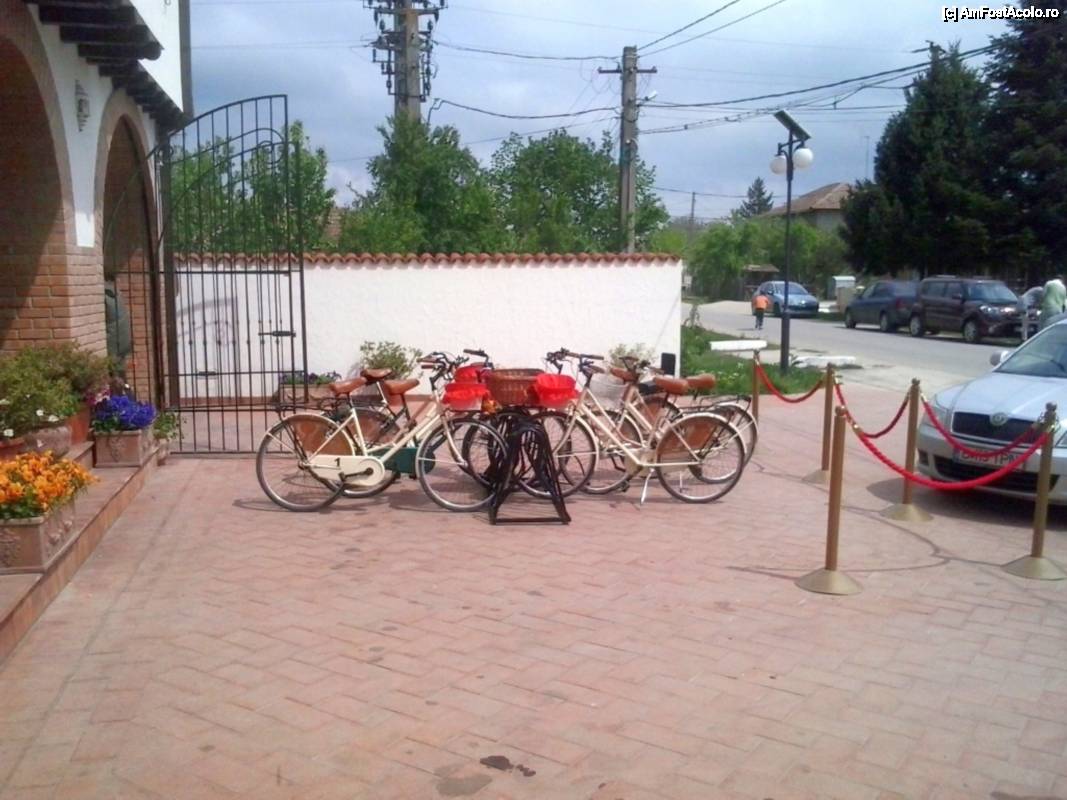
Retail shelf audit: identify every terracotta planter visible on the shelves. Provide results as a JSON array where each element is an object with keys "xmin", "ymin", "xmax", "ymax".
[
  {"xmin": 276, "ymin": 385, "xmax": 333, "ymax": 405},
  {"xmin": 0, "ymin": 500, "xmax": 78, "ymax": 573},
  {"xmin": 94, "ymin": 428, "xmax": 153, "ymax": 467},
  {"xmin": 68, "ymin": 405, "xmax": 91, "ymax": 445},
  {"xmin": 0, "ymin": 438, "xmax": 25, "ymax": 462},
  {"xmin": 26, "ymin": 425, "xmax": 72, "ymax": 458},
  {"xmin": 156, "ymin": 438, "xmax": 170, "ymax": 465}
]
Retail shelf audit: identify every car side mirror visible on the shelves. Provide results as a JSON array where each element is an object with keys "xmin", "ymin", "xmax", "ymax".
[{"xmin": 989, "ymin": 350, "xmax": 1009, "ymax": 367}]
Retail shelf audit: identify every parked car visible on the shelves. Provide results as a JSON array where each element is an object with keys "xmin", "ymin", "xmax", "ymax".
[
  {"xmin": 751, "ymin": 281, "xmax": 819, "ymax": 318},
  {"xmin": 844, "ymin": 280, "xmax": 918, "ymax": 332},
  {"xmin": 908, "ymin": 277, "xmax": 1026, "ymax": 343},
  {"xmin": 917, "ymin": 320, "xmax": 1067, "ymax": 502}
]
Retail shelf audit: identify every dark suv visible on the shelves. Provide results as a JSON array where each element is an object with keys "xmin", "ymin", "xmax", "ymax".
[{"xmin": 908, "ymin": 277, "xmax": 1022, "ymax": 344}]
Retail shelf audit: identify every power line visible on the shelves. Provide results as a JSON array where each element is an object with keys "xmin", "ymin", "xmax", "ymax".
[
  {"xmin": 654, "ymin": 186, "xmax": 746, "ymax": 198},
  {"xmin": 436, "ymin": 99, "xmax": 617, "ymax": 120},
  {"xmin": 434, "ymin": 39, "xmax": 613, "ymax": 62},
  {"xmin": 643, "ymin": 0, "xmax": 793, "ymax": 57},
  {"xmin": 639, "ymin": 0, "xmax": 744, "ymax": 51}
]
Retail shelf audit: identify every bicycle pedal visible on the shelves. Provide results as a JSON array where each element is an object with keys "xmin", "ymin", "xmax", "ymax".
[{"xmin": 619, "ymin": 481, "xmax": 632, "ymax": 492}]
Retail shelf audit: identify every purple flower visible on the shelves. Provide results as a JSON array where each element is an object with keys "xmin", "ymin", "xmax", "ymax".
[{"xmin": 91, "ymin": 396, "xmax": 157, "ymax": 432}]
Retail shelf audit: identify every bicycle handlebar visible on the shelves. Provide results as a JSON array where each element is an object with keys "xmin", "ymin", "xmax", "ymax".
[{"xmin": 463, "ymin": 348, "xmax": 489, "ymax": 358}]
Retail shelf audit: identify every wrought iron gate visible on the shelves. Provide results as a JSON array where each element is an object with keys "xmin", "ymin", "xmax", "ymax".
[{"xmin": 105, "ymin": 95, "xmax": 309, "ymax": 453}]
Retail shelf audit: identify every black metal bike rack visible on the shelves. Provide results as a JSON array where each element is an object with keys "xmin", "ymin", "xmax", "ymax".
[{"xmin": 485, "ymin": 413, "xmax": 570, "ymax": 525}]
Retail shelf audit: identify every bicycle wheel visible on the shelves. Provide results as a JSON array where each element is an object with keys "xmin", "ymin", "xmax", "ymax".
[
  {"xmin": 656, "ymin": 413, "xmax": 745, "ymax": 503},
  {"xmin": 416, "ymin": 417, "xmax": 507, "ymax": 512},
  {"xmin": 520, "ymin": 410, "xmax": 597, "ymax": 498},
  {"xmin": 256, "ymin": 414, "xmax": 350, "ymax": 511},
  {"xmin": 340, "ymin": 408, "xmax": 401, "ymax": 498},
  {"xmin": 583, "ymin": 409, "xmax": 645, "ymax": 495},
  {"xmin": 695, "ymin": 402, "xmax": 757, "ymax": 465}
]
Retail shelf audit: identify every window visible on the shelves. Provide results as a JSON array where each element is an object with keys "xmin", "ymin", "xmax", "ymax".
[
  {"xmin": 872, "ymin": 284, "xmax": 892, "ymax": 298},
  {"xmin": 922, "ymin": 281, "xmax": 946, "ymax": 298},
  {"xmin": 969, "ymin": 283, "xmax": 1018, "ymax": 303},
  {"xmin": 945, "ymin": 282, "xmax": 963, "ymax": 299},
  {"xmin": 892, "ymin": 281, "xmax": 918, "ymax": 295}
]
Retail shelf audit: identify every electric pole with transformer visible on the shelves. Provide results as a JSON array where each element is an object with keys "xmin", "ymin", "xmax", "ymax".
[{"xmin": 365, "ymin": 0, "xmax": 444, "ymax": 121}]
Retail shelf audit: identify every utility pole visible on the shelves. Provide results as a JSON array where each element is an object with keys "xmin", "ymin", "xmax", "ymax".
[
  {"xmin": 365, "ymin": 0, "xmax": 444, "ymax": 121},
  {"xmin": 686, "ymin": 191, "xmax": 696, "ymax": 247},
  {"xmin": 600, "ymin": 46, "xmax": 655, "ymax": 253}
]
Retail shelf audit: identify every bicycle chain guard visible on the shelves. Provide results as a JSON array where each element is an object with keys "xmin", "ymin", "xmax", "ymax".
[{"xmin": 308, "ymin": 454, "xmax": 387, "ymax": 487}]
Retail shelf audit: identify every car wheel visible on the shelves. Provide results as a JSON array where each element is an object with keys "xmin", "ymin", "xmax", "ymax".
[
  {"xmin": 879, "ymin": 312, "xmax": 895, "ymax": 333},
  {"xmin": 962, "ymin": 319, "xmax": 981, "ymax": 344},
  {"xmin": 844, "ymin": 310, "xmax": 856, "ymax": 329},
  {"xmin": 773, "ymin": 303, "xmax": 781, "ymax": 317},
  {"xmin": 909, "ymin": 315, "xmax": 925, "ymax": 337}
]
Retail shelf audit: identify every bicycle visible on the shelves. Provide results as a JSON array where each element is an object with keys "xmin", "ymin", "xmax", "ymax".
[
  {"xmin": 537, "ymin": 350, "xmax": 747, "ymax": 502},
  {"xmin": 256, "ymin": 353, "xmax": 506, "ymax": 513}
]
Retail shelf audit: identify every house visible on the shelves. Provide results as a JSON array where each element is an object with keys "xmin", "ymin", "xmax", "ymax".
[
  {"xmin": 763, "ymin": 181, "xmax": 851, "ymax": 232},
  {"xmin": 0, "ymin": 0, "xmax": 190, "ymax": 386}
]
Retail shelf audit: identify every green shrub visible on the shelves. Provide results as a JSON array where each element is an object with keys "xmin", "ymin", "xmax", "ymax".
[
  {"xmin": 11, "ymin": 343, "xmax": 110, "ymax": 399},
  {"xmin": 608, "ymin": 342, "xmax": 655, "ymax": 368},
  {"xmin": 153, "ymin": 410, "xmax": 181, "ymax": 441},
  {"xmin": 0, "ymin": 357, "xmax": 79, "ymax": 439},
  {"xmin": 359, "ymin": 341, "xmax": 422, "ymax": 379}
]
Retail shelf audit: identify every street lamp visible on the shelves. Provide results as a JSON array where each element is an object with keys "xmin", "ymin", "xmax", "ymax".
[{"xmin": 769, "ymin": 110, "xmax": 813, "ymax": 374}]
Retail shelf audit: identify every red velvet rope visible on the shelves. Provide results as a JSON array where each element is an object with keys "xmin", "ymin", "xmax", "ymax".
[
  {"xmin": 834, "ymin": 382, "xmax": 909, "ymax": 439},
  {"xmin": 920, "ymin": 398, "xmax": 1042, "ymax": 459},
  {"xmin": 754, "ymin": 362, "xmax": 823, "ymax": 404},
  {"xmin": 851, "ymin": 424, "xmax": 1047, "ymax": 491}
]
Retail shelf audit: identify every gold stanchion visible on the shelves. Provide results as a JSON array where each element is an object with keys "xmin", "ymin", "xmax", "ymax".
[
  {"xmin": 796, "ymin": 406, "xmax": 862, "ymax": 595},
  {"xmin": 882, "ymin": 378, "xmax": 932, "ymax": 522},
  {"xmin": 751, "ymin": 353, "xmax": 760, "ymax": 423},
  {"xmin": 1004, "ymin": 403, "xmax": 1066, "ymax": 581},
  {"xmin": 803, "ymin": 364, "xmax": 834, "ymax": 485}
]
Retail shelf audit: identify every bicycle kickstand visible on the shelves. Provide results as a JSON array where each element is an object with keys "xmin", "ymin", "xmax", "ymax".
[{"xmin": 639, "ymin": 471, "xmax": 655, "ymax": 505}]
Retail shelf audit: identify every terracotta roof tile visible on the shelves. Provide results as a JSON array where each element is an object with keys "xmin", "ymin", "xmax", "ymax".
[{"xmin": 175, "ymin": 252, "xmax": 682, "ymax": 266}]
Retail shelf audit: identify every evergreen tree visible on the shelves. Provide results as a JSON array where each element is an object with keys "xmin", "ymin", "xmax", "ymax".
[
  {"xmin": 985, "ymin": 0, "xmax": 1067, "ymax": 285},
  {"xmin": 734, "ymin": 177, "xmax": 774, "ymax": 219}
]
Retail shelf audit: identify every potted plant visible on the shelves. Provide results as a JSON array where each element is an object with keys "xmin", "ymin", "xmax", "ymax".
[
  {"xmin": 152, "ymin": 410, "xmax": 180, "ymax": 465},
  {"xmin": 276, "ymin": 371, "xmax": 342, "ymax": 405},
  {"xmin": 91, "ymin": 396, "xmax": 157, "ymax": 467},
  {"xmin": 9, "ymin": 344, "xmax": 110, "ymax": 446},
  {"xmin": 0, "ymin": 451, "xmax": 95, "ymax": 572},
  {"xmin": 0, "ymin": 357, "xmax": 78, "ymax": 459},
  {"xmin": 358, "ymin": 341, "xmax": 423, "ymax": 407}
]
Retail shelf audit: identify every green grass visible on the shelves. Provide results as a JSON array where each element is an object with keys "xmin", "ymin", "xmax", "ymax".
[{"xmin": 681, "ymin": 325, "xmax": 822, "ymax": 397}]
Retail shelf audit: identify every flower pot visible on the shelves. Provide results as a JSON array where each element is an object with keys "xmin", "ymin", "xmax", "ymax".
[
  {"xmin": 26, "ymin": 424, "xmax": 71, "ymax": 458},
  {"xmin": 0, "ymin": 500, "xmax": 78, "ymax": 572},
  {"xmin": 0, "ymin": 438, "xmax": 25, "ymax": 462},
  {"xmin": 68, "ymin": 405, "xmax": 92, "ymax": 445},
  {"xmin": 156, "ymin": 439, "xmax": 170, "ymax": 465},
  {"xmin": 93, "ymin": 428, "xmax": 153, "ymax": 468},
  {"xmin": 276, "ymin": 385, "xmax": 334, "ymax": 405}
]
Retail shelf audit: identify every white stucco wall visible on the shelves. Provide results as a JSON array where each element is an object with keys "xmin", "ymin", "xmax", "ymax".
[
  {"xmin": 130, "ymin": 0, "xmax": 183, "ymax": 106},
  {"xmin": 173, "ymin": 254, "xmax": 683, "ymax": 399},
  {"xmin": 31, "ymin": 0, "xmax": 183, "ymax": 246}
]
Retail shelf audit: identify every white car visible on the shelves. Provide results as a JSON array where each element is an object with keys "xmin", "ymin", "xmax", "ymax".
[{"xmin": 917, "ymin": 320, "xmax": 1067, "ymax": 502}]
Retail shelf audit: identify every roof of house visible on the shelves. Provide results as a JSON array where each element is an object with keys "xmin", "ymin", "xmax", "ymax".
[{"xmin": 764, "ymin": 182, "xmax": 851, "ymax": 217}]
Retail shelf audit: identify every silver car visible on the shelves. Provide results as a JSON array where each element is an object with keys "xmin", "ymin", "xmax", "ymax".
[{"xmin": 917, "ymin": 320, "xmax": 1067, "ymax": 502}]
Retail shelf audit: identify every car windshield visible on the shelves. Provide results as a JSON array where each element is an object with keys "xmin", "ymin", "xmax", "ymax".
[
  {"xmin": 892, "ymin": 282, "xmax": 918, "ymax": 295},
  {"xmin": 998, "ymin": 325, "xmax": 1067, "ymax": 378},
  {"xmin": 970, "ymin": 283, "xmax": 1018, "ymax": 303},
  {"xmin": 770, "ymin": 282, "xmax": 809, "ymax": 295}
]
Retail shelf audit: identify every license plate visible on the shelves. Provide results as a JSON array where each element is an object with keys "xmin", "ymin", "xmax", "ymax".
[{"xmin": 954, "ymin": 449, "xmax": 1018, "ymax": 468}]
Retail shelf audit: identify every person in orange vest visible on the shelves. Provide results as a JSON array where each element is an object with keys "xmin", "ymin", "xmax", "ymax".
[{"xmin": 753, "ymin": 292, "xmax": 770, "ymax": 330}]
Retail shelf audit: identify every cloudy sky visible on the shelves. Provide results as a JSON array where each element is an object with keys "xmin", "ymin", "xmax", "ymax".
[{"xmin": 187, "ymin": 0, "xmax": 1008, "ymax": 221}]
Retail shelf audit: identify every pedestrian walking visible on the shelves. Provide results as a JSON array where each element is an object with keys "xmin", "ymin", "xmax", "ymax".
[{"xmin": 753, "ymin": 292, "xmax": 770, "ymax": 330}]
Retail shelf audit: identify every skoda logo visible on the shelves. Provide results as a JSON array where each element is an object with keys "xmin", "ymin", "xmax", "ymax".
[{"xmin": 990, "ymin": 412, "xmax": 1008, "ymax": 427}]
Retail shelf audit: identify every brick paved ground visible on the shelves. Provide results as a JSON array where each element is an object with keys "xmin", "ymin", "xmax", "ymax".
[{"xmin": 0, "ymin": 383, "xmax": 1065, "ymax": 799}]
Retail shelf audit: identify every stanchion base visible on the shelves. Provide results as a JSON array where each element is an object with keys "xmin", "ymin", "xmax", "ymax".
[
  {"xmin": 1003, "ymin": 555, "xmax": 1067, "ymax": 581},
  {"xmin": 881, "ymin": 502, "xmax": 933, "ymax": 523},
  {"xmin": 795, "ymin": 568, "xmax": 862, "ymax": 596},
  {"xmin": 802, "ymin": 469, "xmax": 830, "ymax": 485}
]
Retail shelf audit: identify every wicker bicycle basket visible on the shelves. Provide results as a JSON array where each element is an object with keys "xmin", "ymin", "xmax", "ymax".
[{"xmin": 486, "ymin": 368, "xmax": 543, "ymax": 407}]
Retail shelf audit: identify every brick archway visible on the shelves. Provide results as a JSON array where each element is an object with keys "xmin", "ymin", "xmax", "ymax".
[{"xmin": 0, "ymin": 32, "xmax": 76, "ymax": 353}]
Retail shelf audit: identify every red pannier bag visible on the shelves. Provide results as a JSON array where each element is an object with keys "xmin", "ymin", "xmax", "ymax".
[
  {"xmin": 442, "ymin": 382, "xmax": 490, "ymax": 411},
  {"xmin": 532, "ymin": 373, "xmax": 578, "ymax": 408},
  {"xmin": 454, "ymin": 364, "xmax": 488, "ymax": 383}
]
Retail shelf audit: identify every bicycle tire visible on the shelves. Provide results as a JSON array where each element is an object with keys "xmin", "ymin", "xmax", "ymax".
[
  {"xmin": 519, "ymin": 410, "xmax": 598, "ymax": 498},
  {"xmin": 256, "ymin": 414, "xmax": 350, "ymax": 512},
  {"xmin": 416, "ymin": 417, "xmax": 507, "ymax": 512},
  {"xmin": 656, "ymin": 413, "xmax": 745, "ymax": 503},
  {"xmin": 583, "ymin": 409, "xmax": 645, "ymax": 495}
]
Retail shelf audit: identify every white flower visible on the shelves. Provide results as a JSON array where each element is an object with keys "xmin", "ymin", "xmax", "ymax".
[
  {"xmin": 47, "ymin": 415, "xmax": 59, "ymax": 423},
  {"xmin": 2, "ymin": 429, "xmax": 12, "ymax": 438},
  {"xmin": 36, "ymin": 409, "xmax": 44, "ymax": 417},
  {"xmin": 0, "ymin": 398, "xmax": 9, "ymax": 406}
]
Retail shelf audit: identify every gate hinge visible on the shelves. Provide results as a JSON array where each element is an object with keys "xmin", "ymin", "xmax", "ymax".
[{"xmin": 265, "ymin": 330, "xmax": 296, "ymax": 338}]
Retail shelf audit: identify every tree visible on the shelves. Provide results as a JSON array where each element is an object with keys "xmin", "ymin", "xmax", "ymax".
[
  {"xmin": 339, "ymin": 115, "xmax": 509, "ymax": 253},
  {"xmin": 839, "ymin": 180, "xmax": 906, "ymax": 275},
  {"xmin": 857, "ymin": 45, "xmax": 995, "ymax": 278},
  {"xmin": 489, "ymin": 129, "xmax": 667, "ymax": 252},
  {"xmin": 985, "ymin": 0, "xmax": 1067, "ymax": 285},
  {"xmin": 733, "ymin": 177, "xmax": 774, "ymax": 219}
]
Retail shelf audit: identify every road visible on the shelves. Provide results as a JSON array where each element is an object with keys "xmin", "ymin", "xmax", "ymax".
[{"xmin": 693, "ymin": 301, "xmax": 1015, "ymax": 393}]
